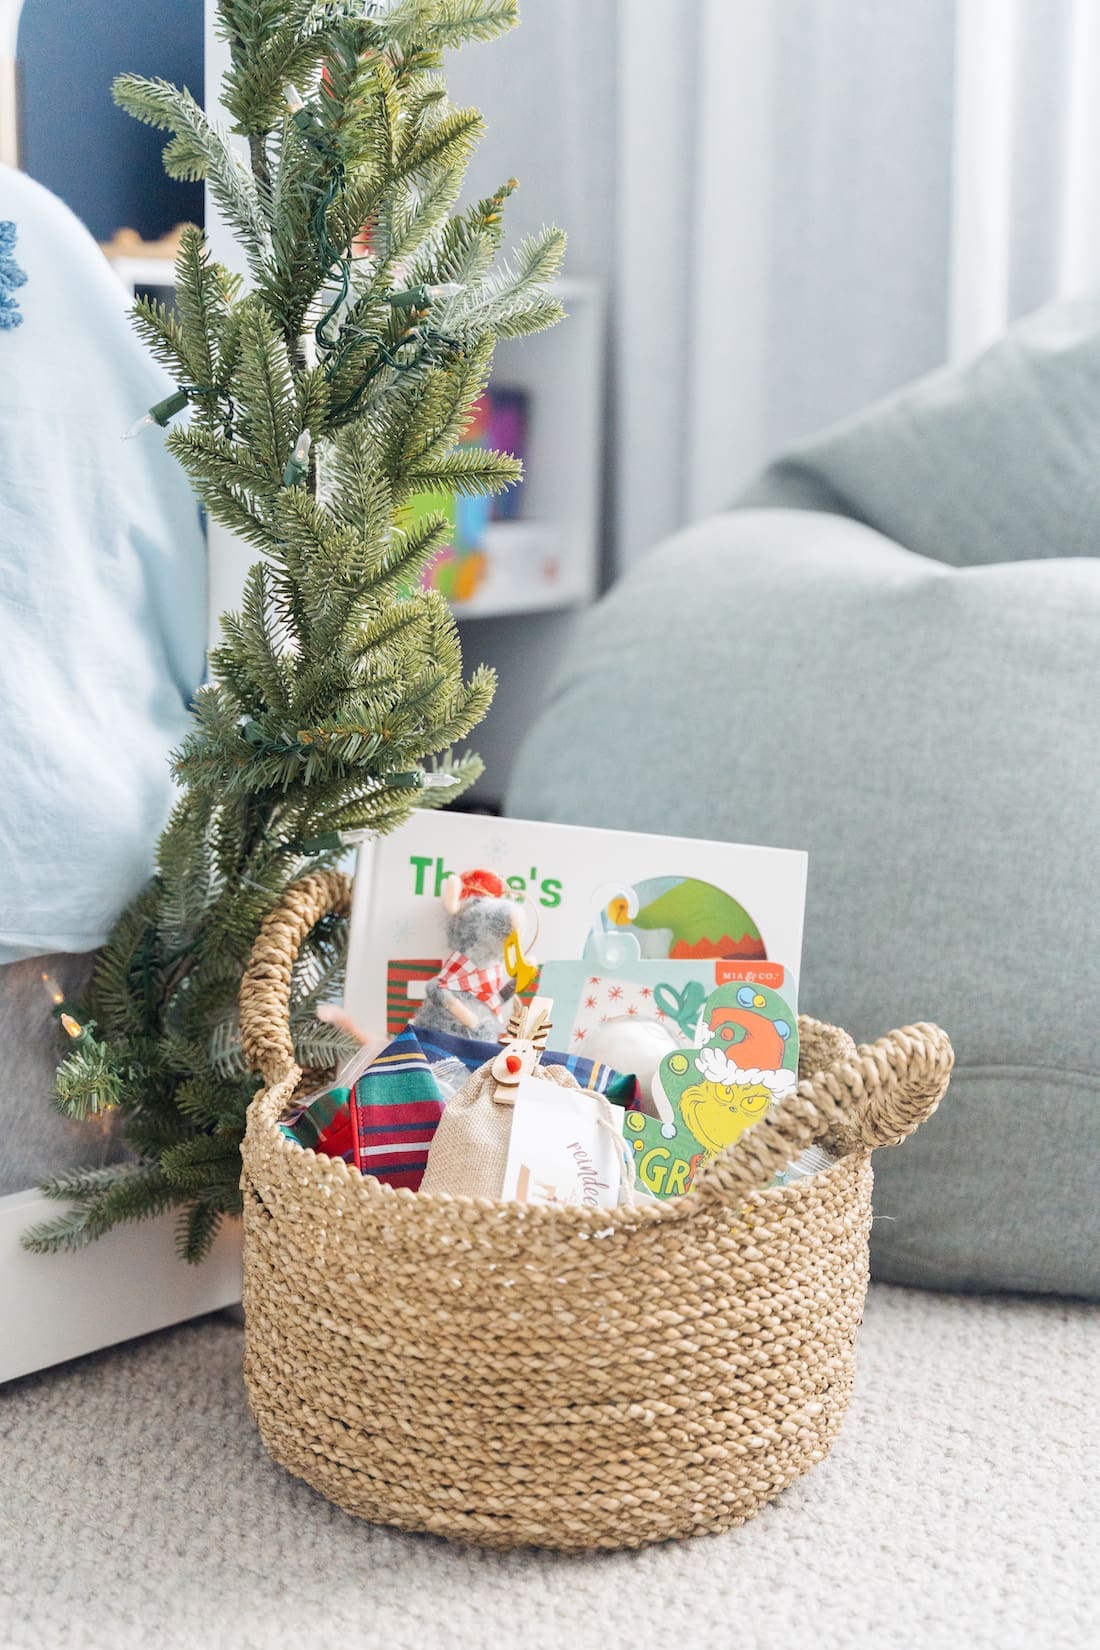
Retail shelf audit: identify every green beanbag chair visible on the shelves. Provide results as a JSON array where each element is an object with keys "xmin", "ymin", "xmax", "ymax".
[{"xmin": 507, "ymin": 300, "xmax": 1100, "ymax": 1298}]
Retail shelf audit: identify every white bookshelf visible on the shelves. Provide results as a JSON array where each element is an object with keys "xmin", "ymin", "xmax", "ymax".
[
  {"xmin": 202, "ymin": 1, "xmax": 604, "ymax": 638},
  {"xmin": 104, "ymin": 253, "xmax": 178, "ymax": 296},
  {"xmin": 453, "ymin": 277, "xmax": 603, "ymax": 620},
  {"xmin": 205, "ymin": 276, "xmax": 603, "ymax": 636}
]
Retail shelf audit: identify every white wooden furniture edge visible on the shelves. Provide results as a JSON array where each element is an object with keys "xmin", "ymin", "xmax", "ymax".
[{"xmin": 0, "ymin": 1188, "xmax": 242, "ymax": 1384}]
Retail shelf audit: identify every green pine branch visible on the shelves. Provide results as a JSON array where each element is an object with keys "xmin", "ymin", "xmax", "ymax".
[
  {"xmin": 29, "ymin": 0, "xmax": 564, "ymax": 1259},
  {"xmin": 113, "ymin": 76, "xmax": 272, "ymax": 271},
  {"xmin": 23, "ymin": 1162, "xmax": 180, "ymax": 1254}
]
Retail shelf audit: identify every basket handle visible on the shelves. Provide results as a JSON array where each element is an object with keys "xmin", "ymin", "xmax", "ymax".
[
  {"xmin": 240, "ymin": 870, "xmax": 353, "ymax": 1088},
  {"xmin": 687, "ymin": 1021, "xmax": 954, "ymax": 1210}
]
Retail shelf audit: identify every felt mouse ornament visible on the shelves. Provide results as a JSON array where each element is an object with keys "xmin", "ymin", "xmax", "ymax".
[{"xmin": 413, "ymin": 869, "xmax": 528, "ymax": 1041}]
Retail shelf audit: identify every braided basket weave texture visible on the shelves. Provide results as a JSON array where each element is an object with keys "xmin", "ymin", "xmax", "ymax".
[{"xmin": 239, "ymin": 874, "xmax": 954, "ymax": 1551}]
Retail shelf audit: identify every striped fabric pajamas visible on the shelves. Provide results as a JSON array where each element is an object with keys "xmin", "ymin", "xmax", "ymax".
[{"xmin": 282, "ymin": 1023, "xmax": 638, "ymax": 1190}]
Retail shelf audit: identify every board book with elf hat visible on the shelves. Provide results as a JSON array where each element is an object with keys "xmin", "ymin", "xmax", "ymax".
[{"xmin": 343, "ymin": 813, "xmax": 807, "ymax": 1075}]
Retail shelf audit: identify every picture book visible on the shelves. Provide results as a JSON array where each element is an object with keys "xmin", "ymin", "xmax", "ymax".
[{"xmin": 343, "ymin": 811, "xmax": 808, "ymax": 1044}]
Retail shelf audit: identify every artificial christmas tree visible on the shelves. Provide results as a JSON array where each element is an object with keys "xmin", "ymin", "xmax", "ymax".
[{"xmin": 25, "ymin": 0, "xmax": 563, "ymax": 1260}]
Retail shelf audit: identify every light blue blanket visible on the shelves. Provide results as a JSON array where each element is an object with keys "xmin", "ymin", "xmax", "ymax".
[{"xmin": 0, "ymin": 165, "xmax": 206, "ymax": 963}]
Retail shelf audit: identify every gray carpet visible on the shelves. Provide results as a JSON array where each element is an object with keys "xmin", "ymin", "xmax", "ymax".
[{"xmin": 1, "ymin": 1283, "xmax": 1096, "ymax": 1650}]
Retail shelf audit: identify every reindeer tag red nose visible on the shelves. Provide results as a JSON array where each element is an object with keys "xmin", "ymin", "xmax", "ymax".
[{"xmin": 505, "ymin": 1054, "xmax": 522, "ymax": 1075}]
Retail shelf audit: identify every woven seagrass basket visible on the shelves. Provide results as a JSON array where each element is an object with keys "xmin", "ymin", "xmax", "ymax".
[{"xmin": 239, "ymin": 872, "xmax": 954, "ymax": 1552}]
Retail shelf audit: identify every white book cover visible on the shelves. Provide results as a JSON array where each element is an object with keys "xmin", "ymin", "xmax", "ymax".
[{"xmin": 343, "ymin": 811, "xmax": 807, "ymax": 1043}]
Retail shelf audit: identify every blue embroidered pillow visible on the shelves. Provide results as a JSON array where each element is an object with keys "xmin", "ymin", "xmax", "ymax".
[
  {"xmin": 0, "ymin": 165, "xmax": 206, "ymax": 964},
  {"xmin": 0, "ymin": 220, "xmax": 26, "ymax": 329}
]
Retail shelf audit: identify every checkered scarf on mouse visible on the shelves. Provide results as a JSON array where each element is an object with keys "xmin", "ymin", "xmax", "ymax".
[{"xmin": 434, "ymin": 950, "xmax": 509, "ymax": 1013}]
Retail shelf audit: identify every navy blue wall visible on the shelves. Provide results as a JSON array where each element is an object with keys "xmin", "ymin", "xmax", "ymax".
[{"xmin": 19, "ymin": 0, "xmax": 204, "ymax": 240}]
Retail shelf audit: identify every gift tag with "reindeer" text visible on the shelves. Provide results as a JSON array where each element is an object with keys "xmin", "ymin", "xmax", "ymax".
[{"xmin": 502, "ymin": 1074, "xmax": 629, "ymax": 1211}]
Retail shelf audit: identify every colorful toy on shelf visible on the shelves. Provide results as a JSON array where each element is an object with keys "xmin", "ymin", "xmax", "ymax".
[
  {"xmin": 454, "ymin": 392, "xmax": 494, "ymax": 550},
  {"xmin": 485, "ymin": 386, "xmax": 529, "ymax": 522},
  {"xmin": 421, "ymin": 544, "xmax": 489, "ymax": 604},
  {"xmin": 400, "ymin": 485, "xmax": 479, "ymax": 599},
  {"xmin": 415, "ymin": 384, "xmax": 531, "ymax": 605},
  {"xmin": 402, "ymin": 484, "xmax": 457, "ymax": 544}
]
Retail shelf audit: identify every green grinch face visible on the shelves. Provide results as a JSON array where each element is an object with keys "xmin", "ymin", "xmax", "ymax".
[{"xmin": 679, "ymin": 1079, "xmax": 772, "ymax": 1154}]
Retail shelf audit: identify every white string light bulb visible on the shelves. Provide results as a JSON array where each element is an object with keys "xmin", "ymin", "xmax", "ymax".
[
  {"xmin": 282, "ymin": 427, "xmax": 313, "ymax": 487},
  {"xmin": 123, "ymin": 412, "xmax": 156, "ymax": 441},
  {"xmin": 122, "ymin": 387, "xmax": 190, "ymax": 441}
]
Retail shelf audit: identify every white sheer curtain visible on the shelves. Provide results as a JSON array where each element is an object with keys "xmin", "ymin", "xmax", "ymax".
[
  {"xmin": 199, "ymin": 1, "xmax": 1100, "ymax": 798},
  {"xmin": 451, "ymin": 0, "xmax": 1100, "ymax": 571},
  {"xmin": 949, "ymin": 0, "xmax": 1100, "ymax": 359}
]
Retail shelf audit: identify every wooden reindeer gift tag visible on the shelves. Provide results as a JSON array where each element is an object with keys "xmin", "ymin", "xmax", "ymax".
[{"xmin": 490, "ymin": 996, "xmax": 553, "ymax": 1103}]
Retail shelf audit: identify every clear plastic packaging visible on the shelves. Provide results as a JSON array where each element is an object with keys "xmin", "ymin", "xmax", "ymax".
[
  {"xmin": 773, "ymin": 1144, "xmax": 835, "ymax": 1186},
  {"xmin": 428, "ymin": 1055, "xmax": 474, "ymax": 1104}
]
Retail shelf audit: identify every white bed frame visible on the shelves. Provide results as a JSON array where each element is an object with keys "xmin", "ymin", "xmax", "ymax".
[{"xmin": 0, "ymin": 1189, "xmax": 241, "ymax": 1383}]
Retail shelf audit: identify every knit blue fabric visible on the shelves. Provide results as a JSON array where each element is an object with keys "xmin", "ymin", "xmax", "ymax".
[{"xmin": 0, "ymin": 166, "xmax": 206, "ymax": 962}]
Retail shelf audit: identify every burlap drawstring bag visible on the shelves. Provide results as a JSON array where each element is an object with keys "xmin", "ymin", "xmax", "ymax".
[
  {"xmin": 419, "ymin": 1060, "xmax": 574, "ymax": 1199},
  {"xmin": 239, "ymin": 873, "xmax": 954, "ymax": 1552},
  {"xmin": 420, "ymin": 1061, "xmax": 634, "ymax": 1204}
]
